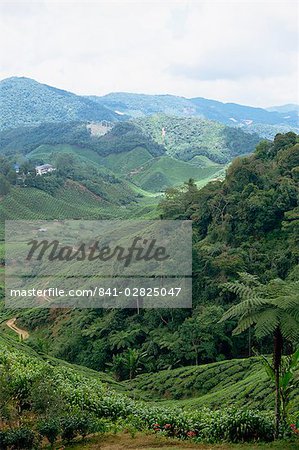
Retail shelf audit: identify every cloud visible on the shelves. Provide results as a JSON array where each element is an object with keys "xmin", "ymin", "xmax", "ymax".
[{"xmin": 0, "ymin": 0, "xmax": 298, "ymax": 107}]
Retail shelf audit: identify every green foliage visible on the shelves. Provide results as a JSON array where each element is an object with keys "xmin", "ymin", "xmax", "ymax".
[
  {"xmin": 1, "ymin": 427, "xmax": 36, "ymax": 449},
  {"xmin": 0, "ymin": 174, "xmax": 10, "ymax": 196},
  {"xmin": 144, "ymin": 406, "xmax": 274, "ymax": 443},
  {"xmin": 220, "ymin": 276, "xmax": 299, "ymax": 341},
  {"xmin": 60, "ymin": 413, "xmax": 94, "ymax": 442},
  {"xmin": 0, "ymin": 337, "xmax": 279, "ymax": 444},
  {"xmin": 37, "ymin": 418, "xmax": 61, "ymax": 445},
  {"xmin": 261, "ymin": 349, "xmax": 299, "ymax": 426}
]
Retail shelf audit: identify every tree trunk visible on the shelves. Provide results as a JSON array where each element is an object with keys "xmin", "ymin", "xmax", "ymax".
[{"xmin": 274, "ymin": 327, "xmax": 283, "ymax": 439}]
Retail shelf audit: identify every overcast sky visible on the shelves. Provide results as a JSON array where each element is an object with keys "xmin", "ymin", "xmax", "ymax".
[{"xmin": 0, "ymin": 0, "xmax": 298, "ymax": 107}]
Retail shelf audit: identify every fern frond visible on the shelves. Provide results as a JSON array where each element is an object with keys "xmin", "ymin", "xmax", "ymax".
[
  {"xmin": 222, "ymin": 281, "xmax": 257, "ymax": 300},
  {"xmin": 254, "ymin": 310, "xmax": 279, "ymax": 339},
  {"xmin": 237, "ymin": 272, "xmax": 261, "ymax": 286},
  {"xmin": 271, "ymin": 295, "xmax": 299, "ymax": 309},
  {"xmin": 280, "ymin": 314, "xmax": 299, "ymax": 341},
  {"xmin": 219, "ymin": 297, "xmax": 268, "ymax": 323},
  {"xmin": 232, "ymin": 315, "xmax": 257, "ymax": 335}
]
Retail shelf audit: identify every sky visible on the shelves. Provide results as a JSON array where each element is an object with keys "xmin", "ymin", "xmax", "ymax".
[{"xmin": 0, "ymin": 0, "xmax": 298, "ymax": 107}]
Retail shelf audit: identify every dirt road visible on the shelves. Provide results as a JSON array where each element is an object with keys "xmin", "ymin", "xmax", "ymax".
[{"xmin": 6, "ymin": 317, "xmax": 29, "ymax": 340}]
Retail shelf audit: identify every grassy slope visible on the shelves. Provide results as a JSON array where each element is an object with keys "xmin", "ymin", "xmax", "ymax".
[
  {"xmin": 125, "ymin": 358, "xmax": 299, "ymax": 412},
  {"xmin": 127, "ymin": 155, "xmax": 223, "ymax": 192},
  {"xmin": 0, "ymin": 331, "xmax": 124, "ymax": 391},
  {"xmin": 102, "ymin": 146, "xmax": 154, "ymax": 174},
  {"xmin": 28, "ymin": 143, "xmax": 105, "ymax": 167},
  {"xmin": 1, "ymin": 318, "xmax": 298, "ymax": 414}
]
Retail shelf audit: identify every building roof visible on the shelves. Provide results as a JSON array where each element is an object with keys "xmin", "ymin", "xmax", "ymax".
[{"xmin": 35, "ymin": 164, "xmax": 54, "ymax": 170}]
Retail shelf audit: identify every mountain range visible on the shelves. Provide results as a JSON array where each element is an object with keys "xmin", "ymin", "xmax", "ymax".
[{"xmin": 1, "ymin": 77, "xmax": 298, "ymax": 137}]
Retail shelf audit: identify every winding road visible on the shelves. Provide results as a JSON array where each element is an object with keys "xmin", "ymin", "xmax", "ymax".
[{"xmin": 6, "ymin": 317, "xmax": 29, "ymax": 340}]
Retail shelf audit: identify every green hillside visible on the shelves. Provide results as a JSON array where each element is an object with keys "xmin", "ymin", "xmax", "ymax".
[
  {"xmin": 0, "ymin": 77, "xmax": 120, "ymax": 130},
  {"xmin": 0, "ymin": 117, "xmax": 264, "ymax": 196},
  {"xmin": 134, "ymin": 115, "xmax": 260, "ymax": 164},
  {"xmin": 0, "ymin": 331, "xmax": 282, "ymax": 446},
  {"xmin": 2, "ymin": 133, "xmax": 224, "ymax": 194},
  {"xmin": 0, "ymin": 133, "xmax": 298, "ymax": 447},
  {"xmin": 28, "ymin": 143, "xmax": 105, "ymax": 167},
  {"xmin": 102, "ymin": 146, "xmax": 154, "ymax": 174},
  {"xmin": 128, "ymin": 155, "xmax": 223, "ymax": 192},
  {"xmin": 125, "ymin": 358, "xmax": 299, "ymax": 411},
  {"xmin": 0, "ymin": 121, "xmax": 164, "ymax": 158},
  {"xmin": 8, "ymin": 133, "xmax": 297, "ymax": 379},
  {"xmin": 1, "ymin": 329, "xmax": 298, "ymax": 414}
]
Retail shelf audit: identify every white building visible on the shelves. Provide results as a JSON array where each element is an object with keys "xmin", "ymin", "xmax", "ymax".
[{"xmin": 35, "ymin": 164, "xmax": 56, "ymax": 176}]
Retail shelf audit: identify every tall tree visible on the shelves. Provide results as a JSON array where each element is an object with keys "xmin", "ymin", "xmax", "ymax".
[{"xmin": 219, "ymin": 273, "xmax": 299, "ymax": 438}]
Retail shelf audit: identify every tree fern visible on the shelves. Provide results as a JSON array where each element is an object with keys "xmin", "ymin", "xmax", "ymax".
[{"xmin": 220, "ymin": 273, "xmax": 299, "ymax": 438}]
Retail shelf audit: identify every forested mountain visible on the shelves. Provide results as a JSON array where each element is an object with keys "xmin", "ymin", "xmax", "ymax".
[
  {"xmin": 0, "ymin": 77, "xmax": 121, "ymax": 130},
  {"xmin": 1, "ymin": 77, "xmax": 297, "ymax": 139}
]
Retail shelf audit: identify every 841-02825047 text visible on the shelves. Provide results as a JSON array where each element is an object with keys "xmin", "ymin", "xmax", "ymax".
[{"xmin": 9, "ymin": 286, "xmax": 182, "ymax": 298}]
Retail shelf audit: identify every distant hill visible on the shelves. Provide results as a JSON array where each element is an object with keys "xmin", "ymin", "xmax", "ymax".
[
  {"xmin": 88, "ymin": 92, "xmax": 196, "ymax": 118},
  {"xmin": 0, "ymin": 121, "xmax": 165, "ymax": 157},
  {"xmin": 0, "ymin": 116, "xmax": 260, "ymax": 165},
  {"xmin": 93, "ymin": 92, "xmax": 299, "ymax": 130},
  {"xmin": 266, "ymin": 104, "xmax": 299, "ymax": 113},
  {"xmin": 134, "ymin": 115, "xmax": 260, "ymax": 164},
  {"xmin": 0, "ymin": 77, "xmax": 121, "ymax": 130},
  {"xmin": 1, "ymin": 77, "xmax": 297, "ymax": 138},
  {"xmin": 0, "ymin": 119, "xmax": 229, "ymax": 194}
]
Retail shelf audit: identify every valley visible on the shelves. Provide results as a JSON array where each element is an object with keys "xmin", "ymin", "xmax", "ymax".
[{"xmin": 0, "ymin": 77, "xmax": 298, "ymax": 449}]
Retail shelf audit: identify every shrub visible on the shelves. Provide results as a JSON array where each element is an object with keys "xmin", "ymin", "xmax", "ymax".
[
  {"xmin": 60, "ymin": 413, "xmax": 95, "ymax": 442},
  {"xmin": 203, "ymin": 409, "xmax": 274, "ymax": 443},
  {"xmin": 4, "ymin": 427, "xmax": 36, "ymax": 449},
  {"xmin": 60, "ymin": 416, "xmax": 79, "ymax": 442},
  {"xmin": 0, "ymin": 431, "xmax": 7, "ymax": 450},
  {"xmin": 146, "ymin": 406, "xmax": 274, "ymax": 443},
  {"xmin": 37, "ymin": 418, "xmax": 60, "ymax": 445}
]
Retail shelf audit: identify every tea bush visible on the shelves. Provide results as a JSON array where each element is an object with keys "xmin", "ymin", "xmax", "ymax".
[{"xmin": 0, "ymin": 343, "xmax": 281, "ymax": 444}]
